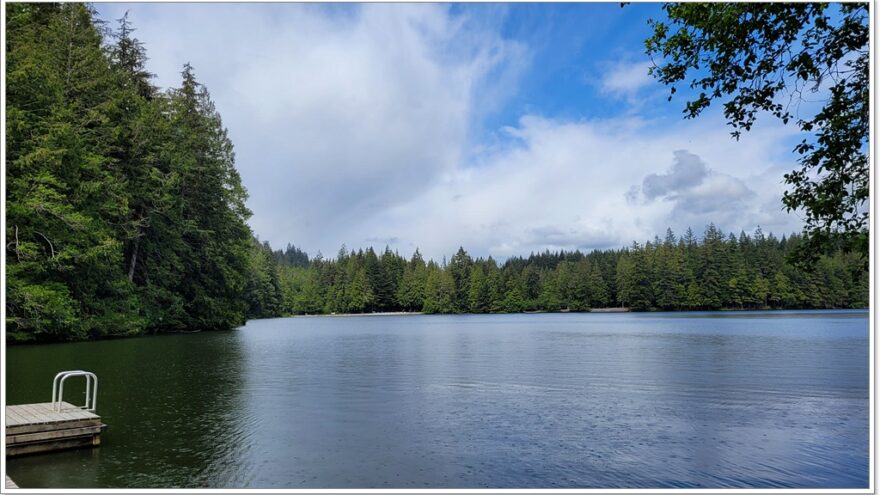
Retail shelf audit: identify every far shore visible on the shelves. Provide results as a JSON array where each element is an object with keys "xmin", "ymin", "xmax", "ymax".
[
  {"xmin": 297, "ymin": 308, "xmax": 633, "ymax": 317},
  {"xmin": 289, "ymin": 306, "xmax": 866, "ymax": 318},
  {"xmin": 299, "ymin": 311, "xmax": 425, "ymax": 317}
]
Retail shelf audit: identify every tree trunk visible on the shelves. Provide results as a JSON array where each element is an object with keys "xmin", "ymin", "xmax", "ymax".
[{"xmin": 128, "ymin": 236, "xmax": 140, "ymax": 283}]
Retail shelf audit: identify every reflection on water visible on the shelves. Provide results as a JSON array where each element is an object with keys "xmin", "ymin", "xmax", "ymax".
[{"xmin": 6, "ymin": 310, "xmax": 869, "ymax": 488}]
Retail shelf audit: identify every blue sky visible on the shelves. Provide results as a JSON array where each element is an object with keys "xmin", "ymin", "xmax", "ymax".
[
  {"xmin": 488, "ymin": 4, "xmax": 664, "ymax": 121},
  {"xmin": 95, "ymin": 3, "xmax": 805, "ymax": 260}
]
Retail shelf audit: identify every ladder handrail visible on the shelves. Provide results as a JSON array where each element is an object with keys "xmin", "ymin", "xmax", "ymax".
[
  {"xmin": 52, "ymin": 370, "xmax": 98, "ymax": 413},
  {"xmin": 51, "ymin": 370, "xmax": 85, "ymax": 405}
]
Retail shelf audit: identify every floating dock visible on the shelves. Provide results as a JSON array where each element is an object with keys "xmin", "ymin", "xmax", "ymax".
[
  {"xmin": 6, "ymin": 401, "xmax": 105, "ymax": 457},
  {"xmin": 5, "ymin": 370, "xmax": 106, "ymax": 458}
]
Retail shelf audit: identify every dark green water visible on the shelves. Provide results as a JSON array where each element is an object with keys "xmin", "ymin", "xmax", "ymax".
[{"xmin": 5, "ymin": 310, "xmax": 869, "ymax": 488}]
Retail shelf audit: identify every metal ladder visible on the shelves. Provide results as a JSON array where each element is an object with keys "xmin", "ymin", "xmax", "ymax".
[{"xmin": 52, "ymin": 370, "xmax": 98, "ymax": 413}]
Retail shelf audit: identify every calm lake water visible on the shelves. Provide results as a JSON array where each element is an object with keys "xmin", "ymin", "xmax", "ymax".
[{"xmin": 5, "ymin": 310, "xmax": 869, "ymax": 488}]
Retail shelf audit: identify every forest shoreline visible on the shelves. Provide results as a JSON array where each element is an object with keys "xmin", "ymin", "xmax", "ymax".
[{"xmin": 287, "ymin": 306, "xmax": 867, "ymax": 318}]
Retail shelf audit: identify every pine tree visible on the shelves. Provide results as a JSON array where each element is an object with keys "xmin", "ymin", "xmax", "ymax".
[
  {"xmin": 423, "ymin": 266, "xmax": 456, "ymax": 314},
  {"xmin": 467, "ymin": 265, "xmax": 491, "ymax": 313},
  {"xmin": 448, "ymin": 247, "xmax": 473, "ymax": 312},
  {"xmin": 538, "ymin": 270, "xmax": 563, "ymax": 311},
  {"xmin": 396, "ymin": 249, "xmax": 427, "ymax": 311},
  {"xmin": 697, "ymin": 224, "xmax": 725, "ymax": 309},
  {"xmin": 164, "ymin": 64, "xmax": 253, "ymax": 329},
  {"xmin": 6, "ymin": 3, "xmax": 139, "ymax": 340}
]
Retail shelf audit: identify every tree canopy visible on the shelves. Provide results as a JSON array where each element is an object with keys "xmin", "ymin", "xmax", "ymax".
[
  {"xmin": 6, "ymin": 4, "xmax": 253, "ymax": 341},
  {"xmin": 645, "ymin": 3, "xmax": 869, "ymax": 266},
  {"xmin": 268, "ymin": 226, "xmax": 867, "ymax": 317}
]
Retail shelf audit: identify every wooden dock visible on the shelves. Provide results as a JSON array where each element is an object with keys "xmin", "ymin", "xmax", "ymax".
[
  {"xmin": 5, "ymin": 475, "xmax": 19, "ymax": 489},
  {"xmin": 6, "ymin": 402, "xmax": 106, "ymax": 457}
]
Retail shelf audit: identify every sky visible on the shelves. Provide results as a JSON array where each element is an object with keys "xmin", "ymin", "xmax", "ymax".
[{"xmin": 96, "ymin": 3, "xmax": 807, "ymax": 261}]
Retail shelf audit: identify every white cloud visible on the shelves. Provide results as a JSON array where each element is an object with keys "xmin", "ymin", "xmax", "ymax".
[
  {"xmin": 640, "ymin": 150, "xmax": 710, "ymax": 200},
  {"xmin": 351, "ymin": 113, "xmax": 805, "ymax": 260},
  {"xmin": 600, "ymin": 60, "xmax": 653, "ymax": 97},
  {"xmin": 633, "ymin": 150, "xmax": 759, "ymax": 230}
]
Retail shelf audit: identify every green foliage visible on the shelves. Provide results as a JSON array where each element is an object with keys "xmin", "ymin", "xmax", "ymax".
[
  {"xmin": 501, "ymin": 285, "xmax": 526, "ymax": 313},
  {"xmin": 6, "ymin": 5, "xmax": 257, "ymax": 341},
  {"xmin": 6, "ymin": 4, "xmax": 138, "ymax": 340},
  {"xmin": 467, "ymin": 265, "xmax": 491, "ymax": 313},
  {"xmin": 263, "ymin": 224, "xmax": 866, "ymax": 317},
  {"xmin": 396, "ymin": 249, "xmax": 427, "ymax": 311},
  {"xmin": 244, "ymin": 240, "xmax": 283, "ymax": 319},
  {"xmin": 422, "ymin": 266, "xmax": 456, "ymax": 314},
  {"xmin": 645, "ymin": 3, "xmax": 869, "ymax": 265},
  {"xmin": 448, "ymin": 247, "xmax": 473, "ymax": 312}
]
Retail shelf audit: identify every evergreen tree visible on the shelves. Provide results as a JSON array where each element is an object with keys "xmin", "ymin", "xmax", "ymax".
[
  {"xmin": 467, "ymin": 265, "xmax": 491, "ymax": 313},
  {"xmin": 6, "ymin": 4, "xmax": 138, "ymax": 340},
  {"xmin": 165, "ymin": 64, "xmax": 253, "ymax": 329},
  {"xmin": 396, "ymin": 249, "xmax": 427, "ymax": 311},
  {"xmin": 501, "ymin": 278, "xmax": 526, "ymax": 313},
  {"xmin": 423, "ymin": 265, "xmax": 456, "ymax": 314},
  {"xmin": 448, "ymin": 247, "xmax": 473, "ymax": 312}
]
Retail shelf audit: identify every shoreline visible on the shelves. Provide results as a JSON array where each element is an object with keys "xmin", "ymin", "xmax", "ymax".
[
  {"xmin": 289, "ymin": 307, "xmax": 867, "ymax": 318},
  {"xmin": 299, "ymin": 311, "xmax": 425, "ymax": 317}
]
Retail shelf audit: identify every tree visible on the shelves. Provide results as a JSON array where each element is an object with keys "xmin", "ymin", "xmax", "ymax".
[
  {"xmin": 422, "ymin": 265, "xmax": 456, "ymax": 314},
  {"xmin": 485, "ymin": 262, "xmax": 505, "ymax": 312},
  {"xmin": 654, "ymin": 229, "xmax": 686, "ymax": 310},
  {"xmin": 396, "ymin": 249, "xmax": 427, "ymax": 311},
  {"xmin": 616, "ymin": 244, "xmax": 654, "ymax": 310},
  {"xmin": 588, "ymin": 262, "xmax": 609, "ymax": 308},
  {"xmin": 646, "ymin": 3, "xmax": 868, "ymax": 265},
  {"xmin": 538, "ymin": 270, "xmax": 562, "ymax": 312},
  {"xmin": 293, "ymin": 268, "xmax": 324, "ymax": 314},
  {"xmin": 244, "ymin": 239, "xmax": 283, "ymax": 318},
  {"xmin": 106, "ymin": 12, "xmax": 162, "ymax": 290},
  {"xmin": 163, "ymin": 64, "xmax": 254, "ymax": 329},
  {"xmin": 448, "ymin": 247, "xmax": 473, "ymax": 311},
  {"xmin": 501, "ymin": 279, "xmax": 526, "ymax": 313},
  {"xmin": 6, "ymin": 3, "xmax": 140, "ymax": 340},
  {"xmin": 520, "ymin": 265, "xmax": 542, "ymax": 309},
  {"xmin": 467, "ymin": 265, "xmax": 491, "ymax": 313},
  {"xmin": 345, "ymin": 265, "xmax": 373, "ymax": 313},
  {"xmin": 379, "ymin": 246, "xmax": 404, "ymax": 310},
  {"xmin": 697, "ymin": 224, "xmax": 726, "ymax": 309}
]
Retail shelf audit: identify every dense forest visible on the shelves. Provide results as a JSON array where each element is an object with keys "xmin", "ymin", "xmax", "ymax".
[
  {"xmin": 6, "ymin": 4, "xmax": 254, "ymax": 341},
  {"xmin": 246, "ymin": 225, "xmax": 868, "ymax": 318},
  {"xmin": 5, "ymin": 5, "xmax": 868, "ymax": 343}
]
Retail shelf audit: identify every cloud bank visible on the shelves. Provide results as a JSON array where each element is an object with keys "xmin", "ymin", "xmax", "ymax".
[
  {"xmin": 355, "ymin": 115, "xmax": 802, "ymax": 258},
  {"xmin": 99, "ymin": 4, "xmax": 805, "ymax": 260}
]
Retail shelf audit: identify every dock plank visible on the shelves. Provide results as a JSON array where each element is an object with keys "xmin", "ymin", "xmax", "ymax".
[
  {"xmin": 5, "ymin": 407, "xmax": 27, "ymax": 425},
  {"xmin": 8, "ymin": 424, "xmax": 105, "ymax": 445},
  {"xmin": 15, "ymin": 404, "xmax": 47, "ymax": 422},
  {"xmin": 11, "ymin": 406, "xmax": 47, "ymax": 425},
  {"xmin": 7, "ymin": 402, "xmax": 97, "ymax": 424},
  {"xmin": 5, "ymin": 475, "xmax": 18, "ymax": 489},
  {"xmin": 6, "ymin": 402, "xmax": 103, "ymax": 437},
  {"xmin": 7, "ymin": 417, "xmax": 103, "ymax": 436}
]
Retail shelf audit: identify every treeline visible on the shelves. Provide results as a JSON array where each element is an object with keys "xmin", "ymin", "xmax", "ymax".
[
  {"xmin": 242, "ymin": 225, "xmax": 868, "ymax": 318},
  {"xmin": 6, "ymin": 4, "xmax": 261, "ymax": 341}
]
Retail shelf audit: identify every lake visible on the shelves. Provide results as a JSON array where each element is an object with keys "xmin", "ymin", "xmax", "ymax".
[{"xmin": 5, "ymin": 310, "xmax": 869, "ymax": 488}]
